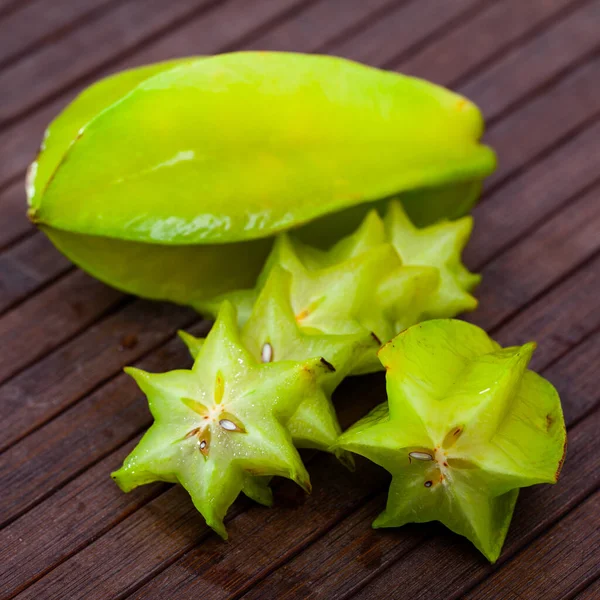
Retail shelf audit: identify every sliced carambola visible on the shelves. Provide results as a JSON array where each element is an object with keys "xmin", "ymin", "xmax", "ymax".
[
  {"xmin": 200, "ymin": 202, "xmax": 478, "ymax": 372},
  {"xmin": 384, "ymin": 201, "xmax": 480, "ymax": 318},
  {"xmin": 112, "ymin": 302, "xmax": 332, "ymax": 538},
  {"xmin": 336, "ymin": 320, "xmax": 566, "ymax": 562},
  {"xmin": 183, "ymin": 266, "xmax": 378, "ymax": 464}
]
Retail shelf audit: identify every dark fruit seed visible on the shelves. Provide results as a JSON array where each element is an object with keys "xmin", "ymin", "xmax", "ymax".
[{"xmin": 320, "ymin": 357, "xmax": 336, "ymax": 372}]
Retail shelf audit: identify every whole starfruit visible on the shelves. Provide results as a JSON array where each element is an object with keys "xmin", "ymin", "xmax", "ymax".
[
  {"xmin": 336, "ymin": 319, "xmax": 566, "ymax": 562},
  {"xmin": 27, "ymin": 52, "xmax": 495, "ymax": 306}
]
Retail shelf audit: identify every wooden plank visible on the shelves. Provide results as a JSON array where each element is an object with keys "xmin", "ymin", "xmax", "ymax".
[
  {"xmin": 0, "ymin": 0, "xmax": 214, "ymax": 125},
  {"xmin": 399, "ymin": 0, "xmax": 593, "ymax": 88},
  {"xmin": 458, "ymin": 0, "xmax": 600, "ymax": 120},
  {"xmin": 0, "ymin": 4, "xmax": 596, "ymax": 596},
  {"xmin": 483, "ymin": 54, "xmax": 600, "ymax": 188},
  {"xmin": 0, "ymin": 436, "xmax": 166, "ymax": 598},
  {"xmin": 466, "ymin": 183, "xmax": 600, "ymax": 331},
  {"xmin": 0, "ymin": 233, "xmax": 70, "ymax": 315},
  {"xmin": 466, "ymin": 120, "xmax": 600, "ymax": 269},
  {"xmin": 0, "ymin": 317, "xmax": 210, "ymax": 527},
  {"xmin": 0, "ymin": 300, "xmax": 199, "ymax": 452},
  {"xmin": 243, "ymin": 415, "xmax": 599, "ymax": 600},
  {"xmin": 0, "ymin": 0, "xmax": 117, "ymax": 69},
  {"xmin": 243, "ymin": 0, "xmax": 396, "ymax": 52},
  {"xmin": 0, "ymin": 0, "xmax": 307, "ymax": 125},
  {"xmin": 0, "ymin": 0, "xmax": 24, "ymax": 18},
  {"xmin": 17, "ymin": 245, "xmax": 600, "ymax": 598},
  {"xmin": 577, "ymin": 576, "xmax": 600, "ymax": 600},
  {"xmin": 0, "ymin": 270, "xmax": 123, "ymax": 383},
  {"xmin": 330, "ymin": 0, "xmax": 483, "ymax": 66},
  {"xmin": 522, "ymin": 324, "xmax": 600, "ymax": 426},
  {"xmin": 464, "ymin": 493, "xmax": 599, "ymax": 600},
  {"xmin": 496, "ymin": 260, "xmax": 600, "ymax": 376},
  {"xmin": 0, "ymin": 182, "xmax": 31, "ymax": 250}
]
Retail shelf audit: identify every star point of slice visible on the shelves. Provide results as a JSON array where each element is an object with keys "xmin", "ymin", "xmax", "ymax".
[
  {"xmin": 384, "ymin": 200, "xmax": 480, "ymax": 318},
  {"xmin": 112, "ymin": 301, "xmax": 331, "ymax": 538},
  {"xmin": 336, "ymin": 319, "xmax": 566, "ymax": 562}
]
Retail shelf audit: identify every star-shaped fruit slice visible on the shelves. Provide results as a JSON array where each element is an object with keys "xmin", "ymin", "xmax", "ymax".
[
  {"xmin": 112, "ymin": 301, "xmax": 331, "ymax": 538},
  {"xmin": 384, "ymin": 200, "xmax": 480, "ymax": 318},
  {"xmin": 183, "ymin": 266, "xmax": 379, "ymax": 464},
  {"xmin": 336, "ymin": 319, "xmax": 566, "ymax": 562}
]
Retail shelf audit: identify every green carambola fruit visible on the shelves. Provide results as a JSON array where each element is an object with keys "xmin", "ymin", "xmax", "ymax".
[
  {"xmin": 335, "ymin": 320, "xmax": 566, "ymax": 562},
  {"xmin": 185, "ymin": 202, "xmax": 478, "ymax": 457},
  {"xmin": 112, "ymin": 301, "xmax": 334, "ymax": 538},
  {"xmin": 28, "ymin": 52, "xmax": 495, "ymax": 305}
]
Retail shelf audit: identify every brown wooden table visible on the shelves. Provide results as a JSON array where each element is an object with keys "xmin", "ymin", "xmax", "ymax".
[{"xmin": 1, "ymin": 1, "xmax": 599, "ymax": 598}]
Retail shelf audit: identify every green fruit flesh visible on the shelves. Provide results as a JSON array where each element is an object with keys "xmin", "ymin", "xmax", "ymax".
[
  {"xmin": 113, "ymin": 302, "xmax": 331, "ymax": 538},
  {"xmin": 336, "ymin": 319, "xmax": 566, "ymax": 562}
]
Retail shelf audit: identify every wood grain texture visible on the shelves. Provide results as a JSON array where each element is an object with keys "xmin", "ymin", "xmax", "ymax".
[
  {"xmin": 0, "ymin": 436, "xmax": 164, "ymax": 598},
  {"xmin": 0, "ymin": 318, "xmax": 207, "ymax": 527},
  {"xmin": 494, "ymin": 255, "xmax": 600, "ymax": 379},
  {"xmin": 331, "ymin": 0, "xmax": 483, "ymax": 66},
  {"xmin": 399, "ymin": 0, "xmax": 593, "ymax": 87},
  {"xmin": 464, "ymin": 492, "xmax": 599, "ymax": 600},
  {"xmin": 0, "ymin": 232, "xmax": 70, "ymax": 314},
  {"xmin": 243, "ymin": 414, "xmax": 599, "ymax": 600},
  {"xmin": 0, "ymin": 0, "xmax": 118, "ymax": 69},
  {"xmin": 0, "ymin": 0, "xmax": 597, "ymax": 598},
  {"xmin": 0, "ymin": 0, "xmax": 214, "ymax": 124},
  {"xmin": 467, "ymin": 182, "xmax": 600, "ymax": 330},
  {"xmin": 577, "ymin": 576, "xmax": 600, "ymax": 600},
  {"xmin": 0, "ymin": 271, "xmax": 123, "ymax": 383},
  {"xmin": 243, "ymin": 0, "xmax": 398, "ymax": 52},
  {"xmin": 0, "ymin": 300, "xmax": 199, "ymax": 452}
]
